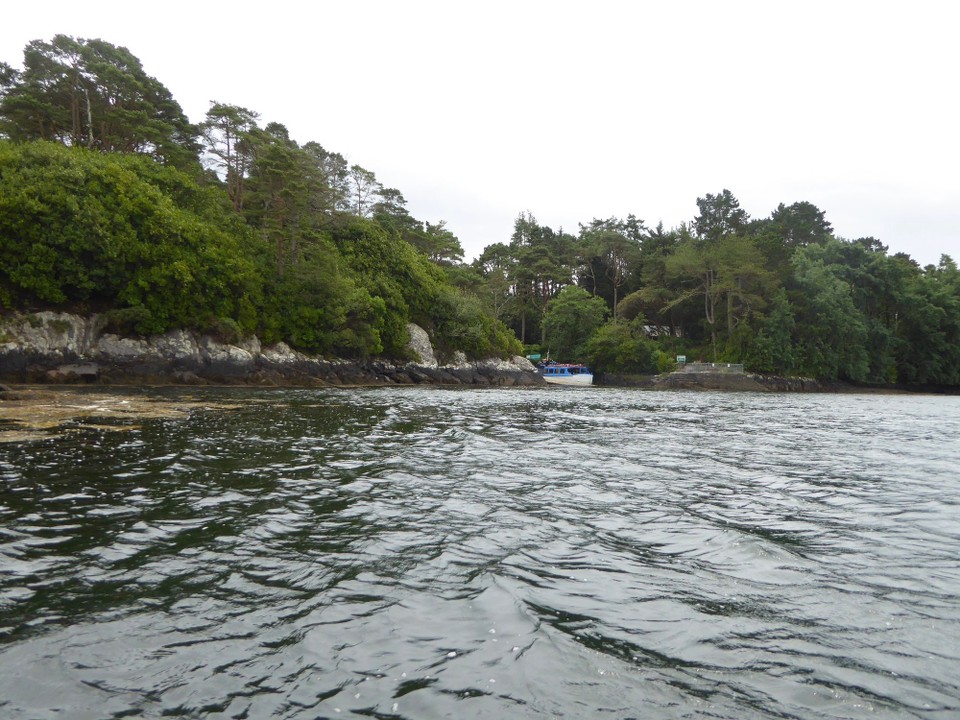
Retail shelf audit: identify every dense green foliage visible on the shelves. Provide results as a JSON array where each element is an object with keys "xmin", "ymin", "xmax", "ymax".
[
  {"xmin": 2, "ymin": 36, "xmax": 957, "ymax": 385},
  {"xmin": 0, "ymin": 141, "xmax": 260, "ymax": 335},
  {"xmin": 0, "ymin": 37, "xmax": 520, "ymax": 361},
  {"xmin": 582, "ymin": 319, "xmax": 663, "ymax": 376},
  {"xmin": 541, "ymin": 286, "xmax": 608, "ymax": 359},
  {"xmin": 467, "ymin": 197, "xmax": 959, "ymax": 387},
  {"xmin": 0, "ymin": 35, "xmax": 198, "ymax": 168}
]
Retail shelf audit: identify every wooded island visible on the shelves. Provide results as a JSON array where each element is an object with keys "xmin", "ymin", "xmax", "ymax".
[{"xmin": 2, "ymin": 36, "xmax": 958, "ymax": 388}]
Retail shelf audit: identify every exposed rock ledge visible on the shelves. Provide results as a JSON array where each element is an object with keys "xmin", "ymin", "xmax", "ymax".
[
  {"xmin": 599, "ymin": 369, "xmax": 850, "ymax": 392},
  {"xmin": 0, "ymin": 312, "xmax": 543, "ymax": 387},
  {"xmin": 645, "ymin": 371, "xmax": 824, "ymax": 392}
]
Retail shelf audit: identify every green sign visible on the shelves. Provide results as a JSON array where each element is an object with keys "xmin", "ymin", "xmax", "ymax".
[
  {"xmin": 526, "ymin": 353, "xmax": 541, "ymax": 361},
  {"xmin": 676, "ymin": 355, "xmax": 687, "ymax": 363}
]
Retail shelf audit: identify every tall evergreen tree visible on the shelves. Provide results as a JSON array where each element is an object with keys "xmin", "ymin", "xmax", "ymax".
[
  {"xmin": 0, "ymin": 35, "xmax": 199, "ymax": 167},
  {"xmin": 202, "ymin": 102, "xmax": 259, "ymax": 211}
]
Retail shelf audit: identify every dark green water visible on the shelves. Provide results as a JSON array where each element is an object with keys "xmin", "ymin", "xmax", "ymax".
[{"xmin": 1, "ymin": 387, "xmax": 959, "ymax": 719}]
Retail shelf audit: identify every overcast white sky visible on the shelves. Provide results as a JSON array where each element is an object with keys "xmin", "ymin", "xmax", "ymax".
[{"xmin": 3, "ymin": 1, "xmax": 958, "ymax": 266}]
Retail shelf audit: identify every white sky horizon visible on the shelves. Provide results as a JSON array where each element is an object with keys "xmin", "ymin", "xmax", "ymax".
[{"xmin": 3, "ymin": 1, "xmax": 957, "ymax": 267}]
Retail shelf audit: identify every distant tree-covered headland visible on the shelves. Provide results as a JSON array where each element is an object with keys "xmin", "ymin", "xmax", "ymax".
[{"xmin": 2, "ymin": 36, "xmax": 958, "ymax": 386}]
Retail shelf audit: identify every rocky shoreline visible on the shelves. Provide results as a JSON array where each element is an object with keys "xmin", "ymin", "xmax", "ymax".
[
  {"xmin": 657, "ymin": 372, "xmax": 823, "ymax": 391},
  {"xmin": 0, "ymin": 312, "xmax": 544, "ymax": 388},
  {"xmin": 597, "ymin": 369, "xmax": 950, "ymax": 394},
  {"xmin": 598, "ymin": 370, "xmax": 826, "ymax": 392},
  {"xmin": 3, "ymin": 312, "xmax": 944, "ymax": 394}
]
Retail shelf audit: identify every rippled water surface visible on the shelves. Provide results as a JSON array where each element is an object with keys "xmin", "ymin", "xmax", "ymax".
[{"xmin": 2, "ymin": 387, "xmax": 959, "ymax": 719}]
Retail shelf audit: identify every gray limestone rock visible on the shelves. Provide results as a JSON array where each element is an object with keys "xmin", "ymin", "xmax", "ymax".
[
  {"xmin": 152, "ymin": 329, "xmax": 202, "ymax": 362},
  {"xmin": 0, "ymin": 312, "xmax": 543, "ymax": 387},
  {"xmin": 96, "ymin": 334, "xmax": 149, "ymax": 359},
  {"xmin": 405, "ymin": 323, "xmax": 438, "ymax": 367}
]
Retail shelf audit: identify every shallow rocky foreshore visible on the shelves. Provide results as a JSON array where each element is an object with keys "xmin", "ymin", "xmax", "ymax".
[
  {"xmin": 596, "ymin": 369, "xmax": 932, "ymax": 393},
  {"xmin": 597, "ymin": 370, "xmax": 825, "ymax": 392},
  {"xmin": 646, "ymin": 371, "xmax": 825, "ymax": 392},
  {"xmin": 0, "ymin": 312, "xmax": 543, "ymax": 388}
]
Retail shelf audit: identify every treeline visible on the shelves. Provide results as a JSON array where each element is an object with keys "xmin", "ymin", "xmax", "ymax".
[
  {"xmin": 0, "ymin": 35, "xmax": 520, "ymax": 360},
  {"xmin": 2, "ymin": 37, "xmax": 958, "ymax": 387},
  {"xmin": 460, "ymin": 195, "xmax": 960, "ymax": 387}
]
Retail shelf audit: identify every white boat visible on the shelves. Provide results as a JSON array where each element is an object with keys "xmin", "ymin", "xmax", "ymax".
[{"xmin": 539, "ymin": 363, "xmax": 593, "ymax": 386}]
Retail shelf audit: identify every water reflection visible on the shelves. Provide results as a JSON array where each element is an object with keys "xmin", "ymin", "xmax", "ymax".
[{"xmin": 1, "ymin": 387, "xmax": 959, "ymax": 718}]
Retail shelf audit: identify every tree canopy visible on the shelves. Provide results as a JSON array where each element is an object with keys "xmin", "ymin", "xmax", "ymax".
[
  {"xmin": 0, "ymin": 35, "xmax": 198, "ymax": 168},
  {"xmin": 0, "ymin": 36, "xmax": 519, "ymax": 362},
  {"xmin": 1, "ymin": 36, "xmax": 957, "ymax": 387},
  {"xmin": 469, "ymin": 194, "xmax": 958, "ymax": 387}
]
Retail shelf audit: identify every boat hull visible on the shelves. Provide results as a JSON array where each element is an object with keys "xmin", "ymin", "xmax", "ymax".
[
  {"xmin": 539, "ymin": 362, "xmax": 593, "ymax": 386},
  {"xmin": 542, "ymin": 373, "xmax": 593, "ymax": 386}
]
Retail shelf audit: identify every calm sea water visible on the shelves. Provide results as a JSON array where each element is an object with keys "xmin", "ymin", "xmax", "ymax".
[{"xmin": 1, "ymin": 387, "xmax": 959, "ymax": 719}]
